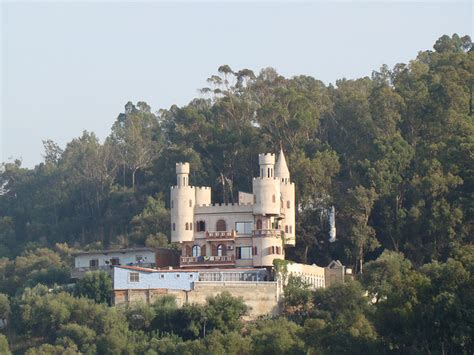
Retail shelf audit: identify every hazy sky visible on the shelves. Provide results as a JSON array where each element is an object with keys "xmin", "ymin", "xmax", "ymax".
[{"xmin": 1, "ymin": 1, "xmax": 472, "ymax": 167}]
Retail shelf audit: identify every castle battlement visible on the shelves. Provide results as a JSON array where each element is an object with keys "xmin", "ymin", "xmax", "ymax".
[
  {"xmin": 171, "ymin": 185, "xmax": 195, "ymax": 190},
  {"xmin": 258, "ymin": 153, "xmax": 275, "ymax": 165},
  {"xmin": 195, "ymin": 186, "xmax": 211, "ymax": 191},
  {"xmin": 196, "ymin": 202, "xmax": 254, "ymax": 207},
  {"xmin": 176, "ymin": 162, "xmax": 190, "ymax": 174},
  {"xmin": 252, "ymin": 177, "xmax": 280, "ymax": 181},
  {"xmin": 194, "ymin": 203, "xmax": 254, "ymax": 214}
]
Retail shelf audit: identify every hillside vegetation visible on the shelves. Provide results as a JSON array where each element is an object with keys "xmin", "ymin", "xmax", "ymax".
[{"xmin": 0, "ymin": 34, "xmax": 472, "ymax": 354}]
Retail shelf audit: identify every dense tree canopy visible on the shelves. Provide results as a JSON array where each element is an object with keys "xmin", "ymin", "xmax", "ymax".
[{"xmin": 0, "ymin": 34, "xmax": 472, "ymax": 354}]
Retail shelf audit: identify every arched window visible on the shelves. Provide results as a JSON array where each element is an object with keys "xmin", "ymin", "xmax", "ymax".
[
  {"xmin": 172, "ymin": 223, "xmax": 175, "ymax": 231},
  {"xmin": 190, "ymin": 222, "xmax": 193, "ymax": 230},
  {"xmin": 256, "ymin": 219, "xmax": 262, "ymax": 230},
  {"xmin": 272, "ymin": 194, "xmax": 276, "ymax": 203},
  {"xmin": 287, "ymin": 201, "xmax": 290, "ymax": 209},
  {"xmin": 189, "ymin": 199, "xmax": 192, "ymax": 207},
  {"xmin": 185, "ymin": 223, "xmax": 189, "ymax": 230},
  {"xmin": 196, "ymin": 221, "xmax": 206, "ymax": 232},
  {"xmin": 285, "ymin": 225, "xmax": 289, "ymax": 233},
  {"xmin": 216, "ymin": 219, "xmax": 226, "ymax": 231},
  {"xmin": 216, "ymin": 244, "xmax": 225, "ymax": 257},
  {"xmin": 192, "ymin": 245, "xmax": 201, "ymax": 257}
]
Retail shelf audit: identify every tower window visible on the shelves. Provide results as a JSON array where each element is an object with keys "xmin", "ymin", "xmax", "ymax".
[
  {"xmin": 253, "ymin": 195, "xmax": 256, "ymax": 203},
  {"xmin": 285, "ymin": 225, "xmax": 288, "ymax": 233},
  {"xmin": 290, "ymin": 225, "xmax": 293, "ymax": 233},
  {"xmin": 185, "ymin": 223, "xmax": 189, "ymax": 230},
  {"xmin": 287, "ymin": 201, "xmax": 290, "ymax": 209},
  {"xmin": 196, "ymin": 221, "xmax": 206, "ymax": 232},
  {"xmin": 171, "ymin": 200, "xmax": 174, "ymax": 208},
  {"xmin": 190, "ymin": 222, "xmax": 193, "ymax": 230},
  {"xmin": 216, "ymin": 219, "xmax": 227, "ymax": 231},
  {"xmin": 256, "ymin": 219, "xmax": 262, "ymax": 230},
  {"xmin": 272, "ymin": 194, "xmax": 276, "ymax": 203},
  {"xmin": 172, "ymin": 223, "xmax": 175, "ymax": 231},
  {"xmin": 189, "ymin": 199, "xmax": 192, "ymax": 207}
]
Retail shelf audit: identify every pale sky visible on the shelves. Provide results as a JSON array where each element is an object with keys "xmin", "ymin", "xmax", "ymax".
[{"xmin": 1, "ymin": 1, "xmax": 472, "ymax": 167}]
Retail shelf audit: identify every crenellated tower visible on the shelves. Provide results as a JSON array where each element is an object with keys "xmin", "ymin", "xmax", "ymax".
[
  {"xmin": 275, "ymin": 149, "xmax": 296, "ymax": 246},
  {"xmin": 252, "ymin": 153, "xmax": 280, "ymax": 216},
  {"xmin": 170, "ymin": 163, "xmax": 195, "ymax": 243}
]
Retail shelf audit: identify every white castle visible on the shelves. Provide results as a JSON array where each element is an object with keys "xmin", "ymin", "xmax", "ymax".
[{"xmin": 171, "ymin": 150, "xmax": 295, "ymax": 268}]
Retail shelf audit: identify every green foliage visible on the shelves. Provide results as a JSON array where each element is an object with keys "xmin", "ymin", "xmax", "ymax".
[
  {"xmin": 0, "ymin": 33, "xmax": 473, "ymax": 354},
  {"xmin": 249, "ymin": 318, "xmax": 305, "ymax": 355},
  {"xmin": 131, "ymin": 194, "xmax": 170, "ymax": 246},
  {"xmin": 205, "ymin": 291, "xmax": 249, "ymax": 334},
  {"xmin": 0, "ymin": 248, "xmax": 70, "ymax": 295},
  {"xmin": 0, "ymin": 334, "xmax": 11, "ymax": 355},
  {"xmin": 306, "ymin": 281, "xmax": 379, "ymax": 354},
  {"xmin": 125, "ymin": 301, "xmax": 156, "ymax": 331},
  {"xmin": 283, "ymin": 275, "xmax": 312, "ymax": 321},
  {"xmin": 74, "ymin": 271, "xmax": 112, "ymax": 304},
  {"xmin": 0, "ymin": 293, "xmax": 11, "ymax": 324}
]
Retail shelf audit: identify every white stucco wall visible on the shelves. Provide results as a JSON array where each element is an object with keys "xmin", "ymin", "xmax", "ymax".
[
  {"xmin": 74, "ymin": 250, "xmax": 156, "ymax": 268},
  {"xmin": 113, "ymin": 267, "xmax": 199, "ymax": 291},
  {"xmin": 286, "ymin": 262, "xmax": 326, "ymax": 289}
]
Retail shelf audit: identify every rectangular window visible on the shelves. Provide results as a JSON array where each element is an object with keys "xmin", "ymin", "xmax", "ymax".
[
  {"xmin": 89, "ymin": 259, "xmax": 99, "ymax": 268},
  {"xmin": 235, "ymin": 222, "xmax": 252, "ymax": 235},
  {"xmin": 129, "ymin": 272, "xmax": 139, "ymax": 282},
  {"xmin": 236, "ymin": 246, "xmax": 252, "ymax": 260},
  {"xmin": 110, "ymin": 258, "xmax": 120, "ymax": 266}
]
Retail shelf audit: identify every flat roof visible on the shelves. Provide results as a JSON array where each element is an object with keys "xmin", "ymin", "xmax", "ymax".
[{"xmin": 114, "ymin": 265, "xmax": 267, "ymax": 273}]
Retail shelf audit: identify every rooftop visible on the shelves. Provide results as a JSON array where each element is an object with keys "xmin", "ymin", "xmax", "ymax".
[{"xmin": 72, "ymin": 247, "xmax": 155, "ymax": 257}]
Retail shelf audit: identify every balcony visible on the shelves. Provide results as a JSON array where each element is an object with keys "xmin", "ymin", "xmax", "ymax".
[
  {"xmin": 180, "ymin": 255, "xmax": 235, "ymax": 267},
  {"xmin": 205, "ymin": 230, "xmax": 237, "ymax": 240},
  {"xmin": 252, "ymin": 229, "xmax": 282, "ymax": 238}
]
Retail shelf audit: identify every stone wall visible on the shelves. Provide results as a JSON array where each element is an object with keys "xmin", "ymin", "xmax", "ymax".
[
  {"xmin": 113, "ymin": 281, "xmax": 280, "ymax": 318},
  {"xmin": 188, "ymin": 281, "xmax": 280, "ymax": 318}
]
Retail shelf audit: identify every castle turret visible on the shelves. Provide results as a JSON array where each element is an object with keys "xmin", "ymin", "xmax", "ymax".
[
  {"xmin": 252, "ymin": 153, "xmax": 280, "ymax": 216},
  {"xmin": 170, "ymin": 163, "xmax": 195, "ymax": 243},
  {"xmin": 276, "ymin": 149, "xmax": 295, "ymax": 247}
]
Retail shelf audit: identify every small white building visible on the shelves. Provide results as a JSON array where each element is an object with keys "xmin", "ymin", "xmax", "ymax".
[
  {"xmin": 113, "ymin": 265, "xmax": 199, "ymax": 291},
  {"xmin": 72, "ymin": 247, "xmax": 156, "ymax": 279}
]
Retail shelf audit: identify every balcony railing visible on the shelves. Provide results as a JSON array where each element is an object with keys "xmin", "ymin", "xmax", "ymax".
[
  {"xmin": 205, "ymin": 230, "xmax": 237, "ymax": 240},
  {"xmin": 180, "ymin": 255, "xmax": 235, "ymax": 267},
  {"xmin": 252, "ymin": 229, "xmax": 282, "ymax": 238}
]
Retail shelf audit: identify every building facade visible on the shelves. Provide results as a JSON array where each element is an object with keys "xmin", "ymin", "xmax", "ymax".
[
  {"xmin": 72, "ymin": 247, "xmax": 156, "ymax": 278},
  {"xmin": 170, "ymin": 150, "xmax": 295, "ymax": 269}
]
